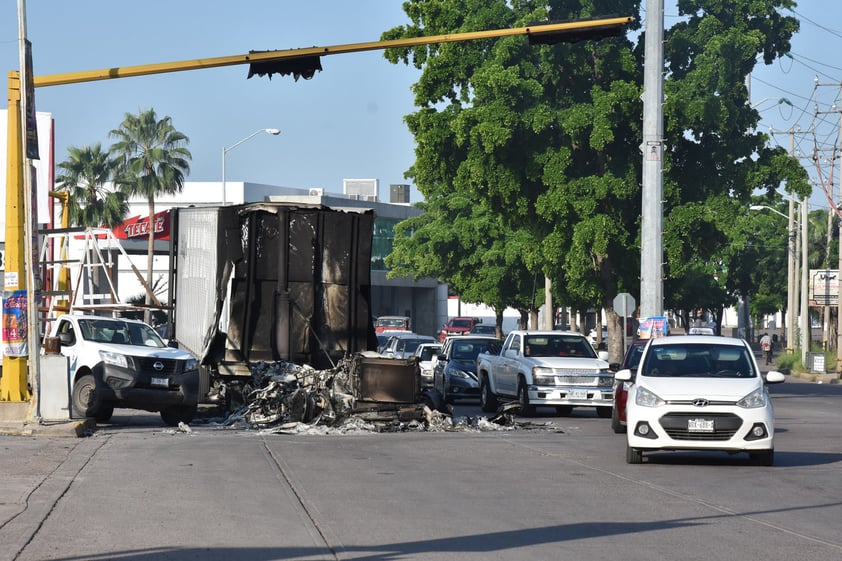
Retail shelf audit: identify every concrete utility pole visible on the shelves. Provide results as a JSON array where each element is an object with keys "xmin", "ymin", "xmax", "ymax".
[
  {"xmin": 639, "ymin": 0, "xmax": 665, "ymax": 319},
  {"xmin": 813, "ymin": 79, "xmax": 842, "ymax": 369}
]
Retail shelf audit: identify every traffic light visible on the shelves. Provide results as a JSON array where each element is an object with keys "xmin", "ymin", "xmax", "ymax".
[
  {"xmin": 527, "ymin": 16, "xmax": 629, "ymax": 45},
  {"xmin": 247, "ymin": 52, "xmax": 323, "ymax": 81}
]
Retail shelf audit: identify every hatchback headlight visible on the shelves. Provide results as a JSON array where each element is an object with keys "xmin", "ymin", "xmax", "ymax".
[
  {"xmin": 736, "ymin": 388, "xmax": 767, "ymax": 409},
  {"xmin": 635, "ymin": 386, "xmax": 665, "ymax": 408},
  {"xmin": 449, "ymin": 369, "xmax": 471, "ymax": 379}
]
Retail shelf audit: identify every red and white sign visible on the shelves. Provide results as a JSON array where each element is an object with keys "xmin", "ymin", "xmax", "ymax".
[{"xmin": 112, "ymin": 210, "xmax": 171, "ymax": 241}]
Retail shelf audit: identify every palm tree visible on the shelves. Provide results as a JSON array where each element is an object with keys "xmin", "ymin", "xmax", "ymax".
[
  {"xmin": 55, "ymin": 143, "xmax": 127, "ymax": 227},
  {"xmin": 109, "ymin": 109, "xmax": 191, "ymax": 322}
]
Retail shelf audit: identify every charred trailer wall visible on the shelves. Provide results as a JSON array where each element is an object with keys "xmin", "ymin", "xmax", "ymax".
[{"xmin": 172, "ymin": 203, "xmax": 377, "ymax": 373}]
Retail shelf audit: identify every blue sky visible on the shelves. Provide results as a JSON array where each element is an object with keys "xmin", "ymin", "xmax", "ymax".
[{"xmin": 1, "ymin": 1, "xmax": 840, "ymax": 208}]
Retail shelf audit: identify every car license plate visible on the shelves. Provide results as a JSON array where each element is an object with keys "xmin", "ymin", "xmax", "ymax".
[
  {"xmin": 688, "ymin": 418, "xmax": 714, "ymax": 432},
  {"xmin": 569, "ymin": 389, "xmax": 587, "ymax": 400},
  {"xmin": 151, "ymin": 377, "xmax": 169, "ymax": 387}
]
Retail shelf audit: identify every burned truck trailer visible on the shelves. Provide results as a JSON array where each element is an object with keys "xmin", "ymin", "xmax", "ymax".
[{"xmin": 169, "ymin": 203, "xmax": 378, "ymax": 395}]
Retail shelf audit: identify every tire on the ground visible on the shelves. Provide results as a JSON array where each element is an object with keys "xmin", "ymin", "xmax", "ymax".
[{"xmin": 71, "ymin": 374, "xmax": 104, "ymax": 419}]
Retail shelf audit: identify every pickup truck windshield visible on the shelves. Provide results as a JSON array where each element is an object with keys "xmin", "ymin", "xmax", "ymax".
[
  {"xmin": 78, "ymin": 318, "xmax": 167, "ymax": 348},
  {"xmin": 523, "ymin": 335, "xmax": 596, "ymax": 358}
]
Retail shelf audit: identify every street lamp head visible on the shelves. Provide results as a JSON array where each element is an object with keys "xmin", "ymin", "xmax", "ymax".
[
  {"xmin": 749, "ymin": 205, "xmax": 764, "ymax": 210},
  {"xmin": 265, "ymin": 128, "xmax": 281, "ymax": 135}
]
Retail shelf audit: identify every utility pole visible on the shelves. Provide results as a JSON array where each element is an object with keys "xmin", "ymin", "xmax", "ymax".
[
  {"xmin": 640, "ymin": 0, "xmax": 665, "ymax": 320},
  {"xmin": 770, "ymin": 128, "xmax": 814, "ymax": 355},
  {"xmin": 814, "ymin": 79, "xmax": 842, "ymax": 370}
]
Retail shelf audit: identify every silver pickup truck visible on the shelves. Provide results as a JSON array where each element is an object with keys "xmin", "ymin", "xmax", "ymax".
[{"xmin": 476, "ymin": 330, "xmax": 614, "ymax": 417}]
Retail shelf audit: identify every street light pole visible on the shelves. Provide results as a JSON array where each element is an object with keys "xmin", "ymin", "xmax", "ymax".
[{"xmin": 222, "ymin": 128, "xmax": 281, "ymax": 205}]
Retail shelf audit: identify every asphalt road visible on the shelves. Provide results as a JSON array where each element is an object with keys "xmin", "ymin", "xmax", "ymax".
[{"xmin": 1, "ymin": 376, "xmax": 840, "ymax": 561}]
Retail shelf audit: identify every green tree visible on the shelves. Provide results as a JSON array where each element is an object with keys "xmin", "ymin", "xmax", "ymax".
[
  {"xmin": 384, "ymin": 0, "xmax": 805, "ymax": 361},
  {"xmin": 109, "ymin": 109, "xmax": 191, "ymax": 322},
  {"xmin": 384, "ymin": 0, "xmax": 643, "ymax": 359},
  {"xmin": 55, "ymin": 143, "xmax": 127, "ymax": 228}
]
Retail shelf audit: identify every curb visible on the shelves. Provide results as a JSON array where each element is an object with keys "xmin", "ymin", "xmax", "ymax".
[
  {"xmin": 0, "ymin": 418, "xmax": 95, "ymax": 438},
  {"xmin": 787, "ymin": 371, "xmax": 841, "ymax": 384}
]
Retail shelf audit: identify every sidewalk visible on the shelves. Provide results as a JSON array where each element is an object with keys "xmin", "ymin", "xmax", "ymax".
[{"xmin": 0, "ymin": 402, "xmax": 93, "ymax": 437}]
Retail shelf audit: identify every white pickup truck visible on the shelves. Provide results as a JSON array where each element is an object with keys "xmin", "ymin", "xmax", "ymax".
[
  {"xmin": 476, "ymin": 330, "xmax": 614, "ymax": 417},
  {"xmin": 50, "ymin": 314, "xmax": 200, "ymax": 425}
]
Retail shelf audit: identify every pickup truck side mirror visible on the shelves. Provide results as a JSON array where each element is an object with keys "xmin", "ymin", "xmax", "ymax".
[
  {"xmin": 598, "ymin": 350, "xmax": 609, "ymax": 361},
  {"xmin": 504, "ymin": 349, "xmax": 518, "ymax": 358},
  {"xmin": 437, "ymin": 353, "xmax": 447, "ymax": 361},
  {"xmin": 58, "ymin": 332, "xmax": 73, "ymax": 346}
]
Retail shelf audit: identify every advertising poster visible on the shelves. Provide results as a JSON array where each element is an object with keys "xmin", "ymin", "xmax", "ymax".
[
  {"xmin": 2, "ymin": 290, "xmax": 28, "ymax": 357},
  {"xmin": 637, "ymin": 316, "xmax": 670, "ymax": 340}
]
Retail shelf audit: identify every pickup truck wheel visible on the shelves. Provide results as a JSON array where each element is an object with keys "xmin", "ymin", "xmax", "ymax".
[
  {"xmin": 161, "ymin": 405, "xmax": 197, "ymax": 427},
  {"xmin": 71, "ymin": 374, "xmax": 104, "ymax": 419},
  {"xmin": 517, "ymin": 379, "xmax": 535, "ymax": 417},
  {"xmin": 480, "ymin": 377, "xmax": 498, "ymax": 413}
]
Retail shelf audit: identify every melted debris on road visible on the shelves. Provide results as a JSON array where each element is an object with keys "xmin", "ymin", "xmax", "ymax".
[{"xmin": 193, "ymin": 358, "xmax": 559, "ymax": 434}]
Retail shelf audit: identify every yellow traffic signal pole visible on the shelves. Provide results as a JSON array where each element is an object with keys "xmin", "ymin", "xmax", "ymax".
[
  {"xmin": 1, "ymin": 16, "xmax": 633, "ymax": 403},
  {"xmin": 1, "ymin": 71, "xmax": 27, "ymax": 401}
]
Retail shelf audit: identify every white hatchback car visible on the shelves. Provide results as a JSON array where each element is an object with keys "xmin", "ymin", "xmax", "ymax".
[{"xmin": 615, "ymin": 335, "xmax": 785, "ymax": 466}]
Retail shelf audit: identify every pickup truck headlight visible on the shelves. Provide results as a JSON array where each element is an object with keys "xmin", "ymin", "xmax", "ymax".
[
  {"xmin": 99, "ymin": 350, "xmax": 129, "ymax": 369},
  {"xmin": 635, "ymin": 386, "xmax": 665, "ymax": 408},
  {"xmin": 532, "ymin": 367, "xmax": 556, "ymax": 386},
  {"xmin": 184, "ymin": 358, "xmax": 199, "ymax": 372}
]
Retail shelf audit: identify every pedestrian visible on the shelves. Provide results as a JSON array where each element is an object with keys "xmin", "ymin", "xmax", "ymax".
[{"xmin": 760, "ymin": 332, "xmax": 772, "ymax": 365}]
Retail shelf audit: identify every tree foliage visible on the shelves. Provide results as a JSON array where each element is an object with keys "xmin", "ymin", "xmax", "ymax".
[
  {"xmin": 55, "ymin": 143, "xmax": 127, "ymax": 228},
  {"xmin": 110, "ymin": 109, "xmax": 191, "ymax": 321},
  {"xmin": 384, "ymin": 0, "xmax": 807, "ymax": 358}
]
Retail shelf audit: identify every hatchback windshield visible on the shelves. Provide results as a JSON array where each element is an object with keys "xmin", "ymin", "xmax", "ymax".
[{"xmin": 641, "ymin": 343, "xmax": 755, "ymax": 378}]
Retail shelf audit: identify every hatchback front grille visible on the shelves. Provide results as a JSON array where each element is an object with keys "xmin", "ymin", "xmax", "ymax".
[{"xmin": 659, "ymin": 412, "xmax": 742, "ymax": 441}]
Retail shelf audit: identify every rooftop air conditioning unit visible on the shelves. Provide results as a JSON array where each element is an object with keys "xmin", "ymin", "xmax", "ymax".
[
  {"xmin": 349, "ymin": 194, "xmax": 361, "ymax": 200},
  {"xmin": 308, "ymin": 188, "xmax": 324, "ymax": 196},
  {"xmin": 363, "ymin": 195, "xmax": 377, "ymax": 202}
]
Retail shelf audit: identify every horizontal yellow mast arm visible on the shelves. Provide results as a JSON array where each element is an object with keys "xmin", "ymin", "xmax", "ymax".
[{"xmin": 33, "ymin": 16, "xmax": 634, "ymax": 88}]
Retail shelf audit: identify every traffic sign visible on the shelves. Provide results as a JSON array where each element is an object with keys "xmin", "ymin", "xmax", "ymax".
[{"xmin": 614, "ymin": 292, "xmax": 635, "ymax": 316}]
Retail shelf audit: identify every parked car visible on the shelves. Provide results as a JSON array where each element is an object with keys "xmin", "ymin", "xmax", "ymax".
[
  {"xmin": 438, "ymin": 317, "xmax": 481, "ymax": 343},
  {"xmin": 615, "ymin": 335, "xmax": 785, "ymax": 465},
  {"xmin": 433, "ymin": 336, "xmax": 503, "ymax": 403},
  {"xmin": 609, "ymin": 339, "xmax": 648, "ymax": 433},
  {"xmin": 380, "ymin": 333, "xmax": 437, "ymax": 360},
  {"xmin": 376, "ymin": 330, "xmax": 407, "ymax": 353},
  {"xmin": 469, "ymin": 324, "xmax": 497, "ymax": 336},
  {"xmin": 687, "ymin": 326, "xmax": 716, "ymax": 335},
  {"xmin": 374, "ymin": 316, "xmax": 411, "ymax": 333},
  {"xmin": 588, "ymin": 327, "xmax": 608, "ymax": 347},
  {"xmin": 414, "ymin": 343, "xmax": 442, "ymax": 387}
]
